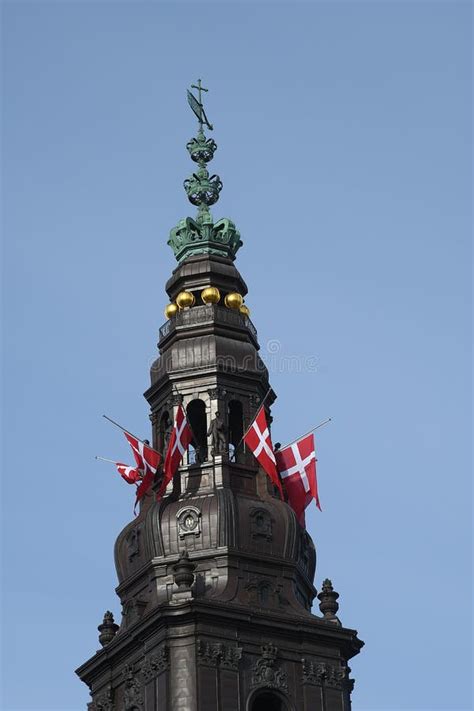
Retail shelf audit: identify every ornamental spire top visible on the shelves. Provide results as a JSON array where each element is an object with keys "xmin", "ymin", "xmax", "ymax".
[
  {"xmin": 187, "ymin": 79, "xmax": 213, "ymax": 132},
  {"xmin": 167, "ymin": 81, "xmax": 242, "ymax": 264}
]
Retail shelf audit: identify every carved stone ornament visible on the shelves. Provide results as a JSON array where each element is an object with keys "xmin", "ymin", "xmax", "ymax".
[
  {"xmin": 123, "ymin": 664, "xmax": 143, "ymax": 710},
  {"xmin": 299, "ymin": 530, "xmax": 311, "ymax": 574},
  {"xmin": 126, "ymin": 526, "xmax": 141, "ymax": 562},
  {"xmin": 250, "ymin": 507, "xmax": 273, "ymax": 541},
  {"xmin": 122, "ymin": 598, "xmax": 147, "ymax": 627},
  {"xmin": 244, "ymin": 577, "xmax": 288, "ymax": 609},
  {"xmin": 197, "ymin": 640, "xmax": 242, "ymax": 670},
  {"xmin": 301, "ymin": 659, "xmax": 347, "ymax": 690},
  {"xmin": 317, "ymin": 578, "xmax": 341, "ymax": 624},
  {"xmin": 142, "ymin": 646, "xmax": 170, "ymax": 682},
  {"xmin": 251, "ymin": 643, "xmax": 288, "ymax": 692},
  {"xmin": 220, "ymin": 644, "xmax": 243, "ymax": 671},
  {"xmin": 197, "ymin": 640, "xmax": 221, "ymax": 667},
  {"xmin": 171, "ymin": 550, "xmax": 197, "ymax": 604},
  {"xmin": 176, "ymin": 506, "xmax": 201, "ymax": 539},
  {"xmin": 207, "ymin": 386, "xmax": 227, "ymax": 400},
  {"xmin": 88, "ymin": 688, "xmax": 114, "ymax": 711},
  {"xmin": 98, "ymin": 610, "xmax": 119, "ymax": 647}
]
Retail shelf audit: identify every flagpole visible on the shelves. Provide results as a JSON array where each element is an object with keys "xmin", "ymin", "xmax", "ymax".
[
  {"xmin": 102, "ymin": 414, "xmax": 163, "ymax": 457},
  {"xmin": 95, "ymin": 456, "xmax": 118, "ymax": 465},
  {"xmin": 278, "ymin": 417, "xmax": 332, "ymax": 451},
  {"xmin": 230, "ymin": 386, "xmax": 273, "ymax": 462}
]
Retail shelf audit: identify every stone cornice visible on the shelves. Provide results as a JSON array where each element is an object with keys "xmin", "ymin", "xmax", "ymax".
[{"xmin": 76, "ymin": 598, "xmax": 363, "ymax": 687}]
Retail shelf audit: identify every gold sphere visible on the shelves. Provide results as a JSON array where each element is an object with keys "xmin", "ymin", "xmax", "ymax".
[
  {"xmin": 176, "ymin": 291, "xmax": 195, "ymax": 309},
  {"xmin": 224, "ymin": 292, "xmax": 243, "ymax": 310},
  {"xmin": 201, "ymin": 286, "xmax": 221, "ymax": 305},
  {"xmin": 164, "ymin": 303, "xmax": 178, "ymax": 319},
  {"xmin": 239, "ymin": 304, "xmax": 250, "ymax": 317}
]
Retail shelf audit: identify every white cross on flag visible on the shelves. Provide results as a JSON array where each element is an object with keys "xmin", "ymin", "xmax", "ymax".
[
  {"xmin": 124, "ymin": 432, "xmax": 162, "ymax": 507},
  {"xmin": 157, "ymin": 405, "xmax": 193, "ymax": 500},
  {"xmin": 124, "ymin": 432, "xmax": 161, "ymax": 476},
  {"xmin": 244, "ymin": 405, "xmax": 283, "ymax": 499},
  {"xmin": 275, "ymin": 433, "xmax": 321, "ymax": 526},
  {"xmin": 115, "ymin": 462, "xmax": 141, "ymax": 485}
]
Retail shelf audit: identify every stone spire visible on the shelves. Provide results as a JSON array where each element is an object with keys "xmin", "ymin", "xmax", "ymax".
[
  {"xmin": 168, "ymin": 80, "xmax": 242, "ymax": 263},
  {"xmin": 76, "ymin": 85, "xmax": 364, "ymax": 711}
]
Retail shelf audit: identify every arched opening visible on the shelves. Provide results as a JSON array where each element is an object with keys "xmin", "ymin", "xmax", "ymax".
[
  {"xmin": 186, "ymin": 399, "xmax": 208, "ymax": 464},
  {"xmin": 249, "ymin": 690, "xmax": 289, "ymax": 711},
  {"xmin": 228, "ymin": 399, "xmax": 244, "ymax": 461}
]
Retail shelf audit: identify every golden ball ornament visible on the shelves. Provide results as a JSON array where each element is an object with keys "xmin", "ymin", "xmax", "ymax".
[
  {"xmin": 164, "ymin": 303, "xmax": 178, "ymax": 319},
  {"xmin": 176, "ymin": 291, "xmax": 195, "ymax": 309},
  {"xmin": 239, "ymin": 304, "xmax": 250, "ymax": 317},
  {"xmin": 201, "ymin": 286, "xmax": 221, "ymax": 305},
  {"xmin": 224, "ymin": 292, "xmax": 243, "ymax": 310}
]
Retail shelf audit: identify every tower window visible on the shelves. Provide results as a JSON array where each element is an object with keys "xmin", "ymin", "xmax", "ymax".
[{"xmin": 186, "ymin": 399, "xmax": 208, "ymax": 463}]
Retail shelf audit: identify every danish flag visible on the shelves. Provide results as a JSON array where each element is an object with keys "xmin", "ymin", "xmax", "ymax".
[
  {"xmin": 124, "ymin": 432, "xmax": 161, "ymax": 476},
  {"xmin": 124, "ymin": 432, "xmax": 162, "ymax": 506},
  {"xmin": 115, "ymin": 463, "xmax": 141, "ymax": 485},
  {"xmin": 157, "ymin": 405, "xmax": 193, "ymax": 500},
  {"xmin": 275, "ymin": 433, "xmax": 321, "ymax": 526},
  {"xmin": 244, "ymin": 405, "xmax": 283, "ymax": 499}
]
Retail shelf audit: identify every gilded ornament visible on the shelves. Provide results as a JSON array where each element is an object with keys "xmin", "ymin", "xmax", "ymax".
[
  {"xmin": 201, "ymin": 286, "xmax": 221, "ymax": 304},
  {"xmin": 239, "ymin": 304, "xmax": 250, "ymax": 317},
  {"xmin": 176, "ymin": 291, "xmax": 195, "ymax": 309},
  {"xmin": 164, "ymin": 303, "xmax": 178, "ymax": 319},
  {"xmin": 224, "ymin": 292, "xmax": 243, "ymax": 310}
]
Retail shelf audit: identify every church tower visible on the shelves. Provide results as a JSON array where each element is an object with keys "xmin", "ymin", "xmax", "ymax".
[{"xmin": 76, "ymin": 83, "xmax": 363, "ymax": 711}]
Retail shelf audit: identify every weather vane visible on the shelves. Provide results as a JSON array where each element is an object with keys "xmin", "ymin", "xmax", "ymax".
[{"xmin": 187, "ymin": 79, "xmax": 213, "ymax": 132}]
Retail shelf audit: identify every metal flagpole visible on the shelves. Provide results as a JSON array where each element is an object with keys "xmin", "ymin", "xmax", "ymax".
[
  {"xmin": 230, "ymin": 386, "xmax": 273, "ymax": 462},
  {"xmin": 278, "ymin": 418, "xmax": 332, "ymax": 451},
  {"xmin": 95, "ymin": 456, "xmax": 118, "ymax": 465},
  {"xmin": 102, "ymin": 414, "xmax": 163, "ymax": 458}
]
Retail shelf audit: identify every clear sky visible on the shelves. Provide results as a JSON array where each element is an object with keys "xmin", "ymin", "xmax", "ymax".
[{"xmin": 2, "ymin": 1, "xmax": 472, "ymax": 710}]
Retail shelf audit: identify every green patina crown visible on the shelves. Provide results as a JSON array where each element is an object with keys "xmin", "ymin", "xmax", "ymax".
[{"xmin": 168, "ymin": 80, "xmax": 243, "ymax": 264}]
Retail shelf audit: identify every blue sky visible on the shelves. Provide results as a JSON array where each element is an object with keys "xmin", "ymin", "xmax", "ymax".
[{"xmin": 2, "ymin": 1, "xmax": 472, "ymax": 709}]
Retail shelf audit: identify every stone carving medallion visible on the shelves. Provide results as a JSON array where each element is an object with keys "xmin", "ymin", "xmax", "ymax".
[
  {"xmin": 250, "ymin": 507, "xmax": 273, "ymax": 541},
  {"xmin": 176, "ymin": 506, "xmax": 201, "ymax": 539},
  {"xmin": 251, "ymin": 643, "xmax": 288, "ymax": 691}
]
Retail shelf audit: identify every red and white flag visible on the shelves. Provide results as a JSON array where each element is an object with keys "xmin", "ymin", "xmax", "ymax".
[
  {"xmin": 124, "ymin": 432, "xmax": 161, "ymax": 476},
  {"xmin": 124, "ymin": 432, "xmax": 162, "ymax": 508},
  {"xmin": 157, "ymin": 405, "xmax": 193, "ymax": 500},
  {"xmin": 244, "ymin": 405, "xmax": 283, "ymax": 499},
  {"xmin": 115, "ymin": 462, "xmax": 141, "ymax": 485},
  {"xmin": 276, "ymin": 433, "xmax": 321, "ymax": 526}
]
